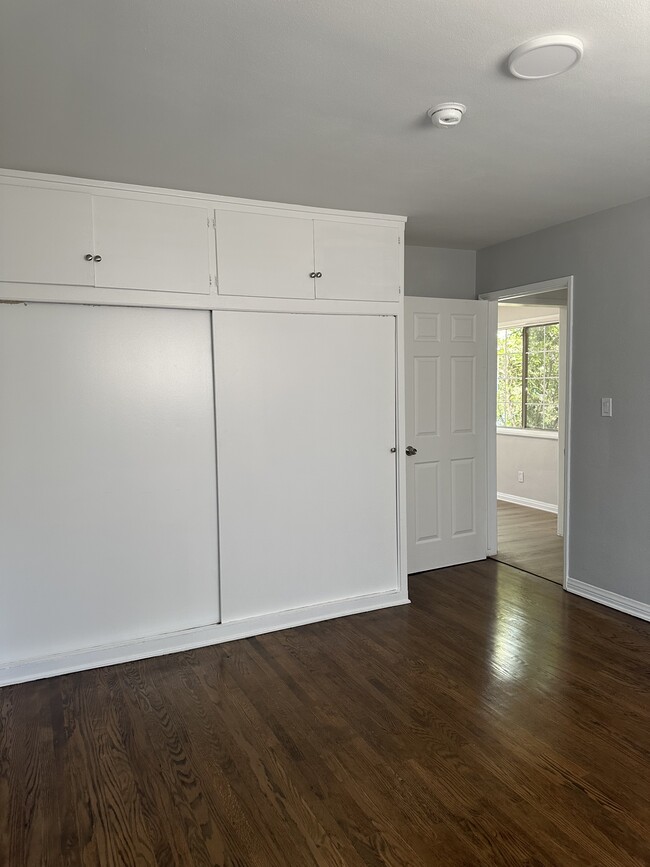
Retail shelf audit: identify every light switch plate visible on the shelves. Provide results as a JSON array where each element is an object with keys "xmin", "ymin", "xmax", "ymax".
[{"xmin": 601, "ymin": 397, "xmax": 613, "ymax": 417}]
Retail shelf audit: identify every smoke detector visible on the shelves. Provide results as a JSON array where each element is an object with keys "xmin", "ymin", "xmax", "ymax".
[
  {"xmin": 428, "ymin": 102, "xmax": 466, "ymax": 128},
  {"xmin": 508, "ymin": 35, "xmax": 584, "ymax": 79}
]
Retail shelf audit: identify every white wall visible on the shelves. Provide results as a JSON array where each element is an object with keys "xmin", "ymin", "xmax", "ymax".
[
  {"xmin": 404, "ymin": 246, "xmax": 475, "ymax": 298},
  {"xmin": 478, "ymin": 196, "xmax": 650, "ymax": 607},
  {"xmin": 498, "ymin": 304, "xmax": 560, "ymax": 325},
  {"xmin": 497, "ymin": 435, "xmax": 558, "ymax": 509}
]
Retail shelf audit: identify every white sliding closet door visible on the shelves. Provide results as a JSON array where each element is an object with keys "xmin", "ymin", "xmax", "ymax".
[
  {"xmin": 0, "ymin": 303, "xmax": 220, "ymax": 665},
  {"xmin": 214, "ymin": 312, "xmax": 398, "ymax": 621}
]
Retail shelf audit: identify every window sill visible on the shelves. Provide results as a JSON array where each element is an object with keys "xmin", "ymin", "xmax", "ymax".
[{"xmin": 496, "ymin": 427, "xmax": 558, "ymax": 440}]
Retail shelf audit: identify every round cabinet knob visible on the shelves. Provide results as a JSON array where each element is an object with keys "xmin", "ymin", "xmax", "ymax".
[
  {"xmin": 84, "ymin": 253, "xmax": 94, "ymax": 261},
  {"xmin": 93, "ymin": 255, "xmax": 102, "ymax": 262},
  {"xmin": 315, "ymin": 272, "xmax": 322, "ymax": 278},
  {"xmin": 309, "ymin": 272, "xmax": 317, "ymax": 278},
  {"xmin": 405, "ymin": 445, "xmax": 418, "ymax": 456}
]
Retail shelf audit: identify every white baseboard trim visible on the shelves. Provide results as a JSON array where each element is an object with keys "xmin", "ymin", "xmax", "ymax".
[
  {"xmin": 566, "ymin": 577, "xmax": 650, "ymax": 622},
  {"xmin": 497, "ymin": 492, "xmax": 558, "ymax": 514},
  {"xmin": 0, "ymin": 589, "xmax": 410, "ymax": 687}
]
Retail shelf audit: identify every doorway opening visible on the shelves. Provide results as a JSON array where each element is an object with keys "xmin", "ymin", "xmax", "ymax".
[{"xmin": 480, "ymin": 278, "xmax": 572, "ymax": 586}]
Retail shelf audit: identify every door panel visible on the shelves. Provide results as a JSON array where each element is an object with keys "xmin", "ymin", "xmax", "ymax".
[
  {"xmin": 215, "ymin": 209, "xmax": 315, "ymax": 298},
  {"xmin": 0, "ymin": 184, "xmax": 95, "ymax": 286},
  {"xmin": 92, "ymin": 196, "xmax": 212, "ymax": 294},
  {"xmin": 314, "ymin": 221, "xmax": 401, "ymax": 302},
  {"xmin": 0, "ymin": 304, "xmax": 220, "ymax": 665},
  {"xmin": 415, "ymin": 462, "xmax": 440, "ymax": 542},
  {"xmin": 214, "ymin": 311, "xmax": 398, "ymax": 621},
  {"xmin": 406, "ymin": 297, "xmax": 487, "ymax": 572}
]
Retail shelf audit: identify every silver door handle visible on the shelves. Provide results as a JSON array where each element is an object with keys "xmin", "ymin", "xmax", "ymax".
[{"xmin": 405, "ymin": 446, "xmax": 417, "ymax": 456}]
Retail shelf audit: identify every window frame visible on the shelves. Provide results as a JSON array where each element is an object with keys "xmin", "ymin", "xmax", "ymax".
[{"xmin": 497, "ymin": 317, "xmax": 560, "ymax": 435}]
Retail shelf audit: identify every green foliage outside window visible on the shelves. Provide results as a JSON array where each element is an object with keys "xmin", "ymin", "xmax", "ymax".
[{"xmin": 497, "ymin": 323, "xmax": 559, "ymax": 432}]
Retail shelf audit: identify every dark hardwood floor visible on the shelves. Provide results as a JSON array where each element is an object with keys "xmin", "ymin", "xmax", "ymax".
[
  {"xmin": 494, "ymin": 499, "xmax": 565, "ymax": 584},
  {"xmin": 2, "ymin": 560, "xmax": 649, "ymax": 866}
]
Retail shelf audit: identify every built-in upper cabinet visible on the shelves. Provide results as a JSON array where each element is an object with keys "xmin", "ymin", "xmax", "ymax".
[
  {"xmin": 215, "ymin": 210, "xmax": 315, "ymax": 299},
  {"xmin": 313, "ymin": 221, "xmax": 402, "ymax": 302},
  {"xmin": 215, "ymin": 207, "xmax": 402, "ymax": 302},
  {"xmin": 0, "ymin": 183, "xmax": 213, "ymax": 295},
  {"xmin": 0, "ymin": 185, "xmax": 96, "ymax": 287},
  {"xmin": 0, "ymin": 176, "xmax": 405, "ymax": 303},
  {"xmin": 92, "ymin": 196, "xmax": 213, "ymax": 295}
]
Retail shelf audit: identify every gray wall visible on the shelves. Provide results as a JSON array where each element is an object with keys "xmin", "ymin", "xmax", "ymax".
[
  {"xmin": 405, "ymin": 246, "xmax": 476, "ymax": 298},
  {"xmin": 478, "ymin": 196, "xmax": 650, "ymax": 605}
]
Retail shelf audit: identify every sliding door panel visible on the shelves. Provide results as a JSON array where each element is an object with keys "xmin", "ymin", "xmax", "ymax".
[
  {"xmin": 214, "ymin": 311, "xmax": 398, "ymax": 621},
  {"xmin": 0, "ymin": 303, "xmax": 220, "ymax": 665}
]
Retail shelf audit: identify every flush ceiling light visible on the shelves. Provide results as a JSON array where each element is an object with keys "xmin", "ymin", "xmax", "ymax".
[{"xmin": 508, "ymin": 35, "xmax": 583, "ymax": 79}]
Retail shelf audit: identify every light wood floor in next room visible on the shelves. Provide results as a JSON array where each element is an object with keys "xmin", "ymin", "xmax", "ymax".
[
  {"xmin": 2, "ymin": 560, "xmax": 649, "ymax": 866},
  {"xmin": 494, "ymin": 499, "xmax": 565, "ymax": 584}
]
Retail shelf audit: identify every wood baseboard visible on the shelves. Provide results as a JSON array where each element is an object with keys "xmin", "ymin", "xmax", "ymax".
[
  {"xmin": 566, "ymin": 577, "xmax": 650, "ymax": 622},
  {"xmin": 0, "ymin": 590, "xmax": 410, "ymax": 687},
  {"xmin": 497, "ymin": 492, "xmax": 558, "ymax": 514}
]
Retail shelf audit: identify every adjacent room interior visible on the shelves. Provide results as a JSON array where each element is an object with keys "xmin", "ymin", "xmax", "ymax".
[
  {"xmin": 493, "ymin": 291, "xmax": 567, "ymax": 584},
  {"xmin": 1, "ymin": 2, "xmax": 649, "ymax": 865}
]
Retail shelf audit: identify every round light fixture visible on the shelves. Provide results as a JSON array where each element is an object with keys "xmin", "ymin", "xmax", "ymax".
[
  {"xmin": 508, "ymin": 35, "xmax": 583, "ymax": 79},
  {"xmin": 428, "ymin": 102, "xmax": 466, "ymax": 128}
]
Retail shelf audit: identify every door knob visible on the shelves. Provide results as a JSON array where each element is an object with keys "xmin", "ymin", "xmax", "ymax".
[
  {"xmin": 309, "ymin": 272, "xmax": 316, "ymax": 278},
  {"xmin": 315, "ymin": 272, "xmax": 322, "ymax": 278},
  {"xmin": 84, "ymin": 254, "xmax": 94, "ymax": 261},
  {"xmin": 405, "ymin": 446, "xmax": 417, "ymax": 456},
  {"xmin": 93, "ymin": 255, "xmax": 102, "ymax": 262}
]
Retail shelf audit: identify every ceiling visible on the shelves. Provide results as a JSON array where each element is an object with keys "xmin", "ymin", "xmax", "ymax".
[{"xmin": 1, "ymin": 0, "xmax": 648, "ymax": 248}]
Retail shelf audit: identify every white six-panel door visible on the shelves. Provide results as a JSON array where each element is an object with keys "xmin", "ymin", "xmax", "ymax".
[{"xmin": 405, "ymin": 297, "xmax": 488, "ymax": 573}]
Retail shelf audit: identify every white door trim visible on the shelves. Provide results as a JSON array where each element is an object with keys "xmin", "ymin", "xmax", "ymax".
[{"xmin": 479, "ymin": 276, "xmax": 574, "ymax": 589}]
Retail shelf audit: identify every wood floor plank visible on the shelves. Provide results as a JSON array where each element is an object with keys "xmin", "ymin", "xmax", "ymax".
[
  {"xmin": 494, "ymin": 500, "xmax": 564, "ymax": 583},
  {"xmin": 1, "ymin": 559, "xmax": 649, "ymax": 865}
]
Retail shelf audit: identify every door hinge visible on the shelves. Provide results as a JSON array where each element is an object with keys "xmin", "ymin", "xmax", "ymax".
[{"xmin": 398, "ymin": 236, "xmax": 401, "ymax": 245}]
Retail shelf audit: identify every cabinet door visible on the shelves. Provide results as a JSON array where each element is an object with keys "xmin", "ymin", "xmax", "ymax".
[
  {"xmin": 215, "ymin": 209, "xmax": 315, "ymax": 298},
  {"xmin": 0, "ymin": 184, "xmax": 95, "ymax": 286},
  {"xmin": 314, "ymin": 220, "xmax": 402, "ymax": 302},
  {"xmin": 92, "ymin": 196, "xmax": 213, "ymax": 294},
  {"xmin": 0, "ymin": 303, "xmax": 220, "ymax": 665},
  {"xmin": 214, "ymin": 311, "xmax": 398, "ymax": 622}
]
